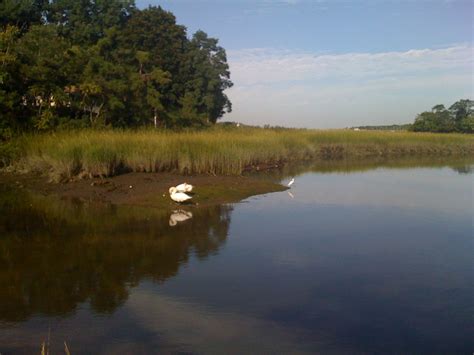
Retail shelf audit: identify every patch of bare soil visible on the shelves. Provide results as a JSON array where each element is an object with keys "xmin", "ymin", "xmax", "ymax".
[{"xmin": 0, "ymin": 172, "xmax": 287, "ymax": 209}]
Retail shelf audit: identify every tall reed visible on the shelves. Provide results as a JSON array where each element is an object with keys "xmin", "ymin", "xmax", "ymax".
[{"xmin": 10, "ymin": 127, "xmax": 474, "ymax": 181}]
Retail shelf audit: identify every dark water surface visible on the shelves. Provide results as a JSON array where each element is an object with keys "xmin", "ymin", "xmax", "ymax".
[{"xmin": 0, "ymin": 161, "xmax": 473, "ymax": 354}]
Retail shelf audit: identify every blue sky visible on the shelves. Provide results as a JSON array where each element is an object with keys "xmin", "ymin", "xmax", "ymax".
[{"xmin": 136, "ymin": 0, "xmax": 473, "ymax": 128}]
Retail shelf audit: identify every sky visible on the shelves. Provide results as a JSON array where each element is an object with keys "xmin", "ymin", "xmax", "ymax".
[{"xmin": 136, "ymin": 0, "xmax": 473, "ymax": 128}]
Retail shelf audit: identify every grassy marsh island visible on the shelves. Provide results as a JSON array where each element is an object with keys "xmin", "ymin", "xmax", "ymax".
[{"xmin": 3, "ymin": 127, "xmax": 473, "ymax": 182}]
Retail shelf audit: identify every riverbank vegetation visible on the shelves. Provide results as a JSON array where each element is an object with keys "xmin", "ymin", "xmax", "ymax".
[{"xmin": 4, "ymin": 127, "xmax": 473, "ymax": 181}]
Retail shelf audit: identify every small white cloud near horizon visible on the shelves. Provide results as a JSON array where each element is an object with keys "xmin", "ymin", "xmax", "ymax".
[{"xmin": 225, "ymin": 45, "xmax": 473, "ymax": 128}]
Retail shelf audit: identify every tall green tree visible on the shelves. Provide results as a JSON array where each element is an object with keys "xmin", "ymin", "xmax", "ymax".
[
  {"xmin": 128, "ymin": 50, "xmax": 172, "ymax": 127},
  {"xmin": 47, "ymin": 0, "xmax": 135, "ymax": 45},
  {"xmin": 117, "ymin": 5, "xmax": 188, "ymax": 124},
  {"xmin": 182, "ymin": 30, "xmax": 233, "ymax": 124},
  {"xmin": 0, "ymin": 25, "xmax": 21, "ymax": 137},
  {"xmin": 449, "ymin": 99, "xmax": 473, "ymax": 131},
  {"xmin": 15, "ymin": 25, "xmax": 72, "ymax": 129},
  {"xmin": 120, "ymin": 6, "xmax": 187, "ymax": 71},
  {"xmin": 78, "ymin": 29, "xmax": 133, "ymax": 127},
  {"xmin": 0, "ymin": 0, "xmax": 47, "ymax": 31}
]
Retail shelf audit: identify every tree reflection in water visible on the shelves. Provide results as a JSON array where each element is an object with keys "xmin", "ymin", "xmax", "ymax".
[{"xmin": 0, "ymin": 187, "xmax": 232, "ymax": 322}]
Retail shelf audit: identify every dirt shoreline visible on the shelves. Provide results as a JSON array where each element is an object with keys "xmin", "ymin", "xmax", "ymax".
[{"xmin": 0, "ymin": 172, "xmax": 288, "ymax": 209}]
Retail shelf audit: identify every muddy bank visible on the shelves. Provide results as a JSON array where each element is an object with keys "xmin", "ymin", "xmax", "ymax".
[{"xmin": 0, "ymin": 172, "xmax": 287, "ymax": 208}]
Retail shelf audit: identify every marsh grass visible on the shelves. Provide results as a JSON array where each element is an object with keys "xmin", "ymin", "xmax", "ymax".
[{"xmin": 9, "ymin": 127, "xmax": 474, "ymax": 181}]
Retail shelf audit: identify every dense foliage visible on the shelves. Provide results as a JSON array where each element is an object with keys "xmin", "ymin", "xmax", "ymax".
[
  {"xmin": 411, "ymin": 99, "xmax": 473, "ymax": 133},
  {"xmin": 0, "ymin": 0, "xmax": 232, "ymax": 137}
]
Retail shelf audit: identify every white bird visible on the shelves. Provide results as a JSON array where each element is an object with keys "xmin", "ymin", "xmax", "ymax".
[
  {"xmin": 175, "ymin": 182, "xmax": 193, "ymax": 193},
  {"xmin": 287, "ymin": 178, "xmax": 295, "ymax": 187},
  {"xmin": 169, "ymin": 209, "xmax": 193, "ymax": 226},
  {"xmin": 169, "ymin": 186, "xmax": 193, "ymax": 203}
]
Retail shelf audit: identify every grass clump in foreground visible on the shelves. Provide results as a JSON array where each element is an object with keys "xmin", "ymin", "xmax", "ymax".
[{"xmin": 6, "ymin": 127, "xmax": 474, "ymax": 181}]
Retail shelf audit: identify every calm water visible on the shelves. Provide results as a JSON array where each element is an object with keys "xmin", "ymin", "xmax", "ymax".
[{"xmin": 0, "ymin": 161, "xmax": 473, "ymax": 354}]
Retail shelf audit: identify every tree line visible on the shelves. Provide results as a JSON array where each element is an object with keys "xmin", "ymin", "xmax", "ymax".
[
  {"xmin": 0, "ymin": 0, "xmax": 233, "ymax": 138},
  {"xmin": 411, "ymin": 99, "xmax": 473, "ymax": 133}
]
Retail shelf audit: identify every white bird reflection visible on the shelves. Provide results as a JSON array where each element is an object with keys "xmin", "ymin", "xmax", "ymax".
[
  {"xmin": 169, "ymin": 209, "xmax": 193, "ymax": 226},
  {"xmin": 287, "ymin": 191, "xmax": 294, "ymax": 199}
]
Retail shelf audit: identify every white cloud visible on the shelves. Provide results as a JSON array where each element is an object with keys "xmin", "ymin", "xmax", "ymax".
[
  {"xmin": 225, "ymin": 45, "xmax": 473, "ymax": 128},
  {"xmin": 228, "ymin": 45, "xmax": 472, "ymax": 86},
  {"xmin": 126, "ymin": 290, "xmax": 325, "ymax": 353}
]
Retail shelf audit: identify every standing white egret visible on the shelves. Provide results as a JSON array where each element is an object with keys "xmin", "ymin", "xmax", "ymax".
[
  {"xmin": 169, "ymin": 187, "xmax": 192, "ymax": 203},
  {"xmin": 287, "ymin": 178, "xmax": 295, "ymax": 187},
  {"xmin": 175, "ymin": 182, "xmax": 193, "ymax": 193}
]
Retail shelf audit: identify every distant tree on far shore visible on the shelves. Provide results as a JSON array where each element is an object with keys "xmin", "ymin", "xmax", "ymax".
[{"xmin": 411, "ymin": 99, "xmax": 473, "ymax": 133}]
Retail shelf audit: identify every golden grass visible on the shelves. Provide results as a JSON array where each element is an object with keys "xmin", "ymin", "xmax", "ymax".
[{"xmin": 9, "ymin": 126, "xmax": 474, "ymax": 181}]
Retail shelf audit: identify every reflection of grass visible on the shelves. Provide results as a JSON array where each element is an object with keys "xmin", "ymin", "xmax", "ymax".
[
  {"xmin": 9, "ymin": 127, "xmax": 474, "ymax": 181},
  {"xmin": 0, "ymin": 186, "xmax": 167, "ymax": 231},
  {"xmin": 40, "ymin": 338, "xmax": 71, "ymax": 355},
  {"xmin": 248, "ymin": 155, "xmax": 474, "ymax": 181}
]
